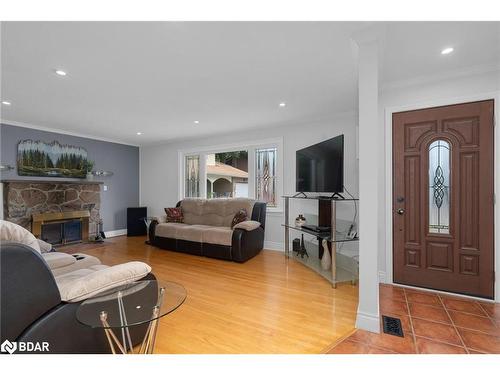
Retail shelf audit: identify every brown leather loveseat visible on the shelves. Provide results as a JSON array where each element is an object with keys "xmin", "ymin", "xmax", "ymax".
[{"xmin": 149, "ymin": 198, "xmax": 266, "ymax": 262}]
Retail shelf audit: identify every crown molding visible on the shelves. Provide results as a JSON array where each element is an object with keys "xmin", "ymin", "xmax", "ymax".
[
  {"xmin": 380, "ymin": 62, "xmax": 500, "ymax": 92},
  {"xmin": 0, "ymin": 119, "xmax": 140, "ymax": 147}
]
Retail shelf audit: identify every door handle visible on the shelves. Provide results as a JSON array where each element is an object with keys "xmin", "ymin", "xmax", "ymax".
[{"xmin": 396, "ymin": 208, "xmax": 405, "ymax": 215}]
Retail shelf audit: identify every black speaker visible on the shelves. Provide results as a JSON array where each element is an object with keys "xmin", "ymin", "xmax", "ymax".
[{"xmin": 127, "ymin": 207, "xmax": 147, "ymax": 236}]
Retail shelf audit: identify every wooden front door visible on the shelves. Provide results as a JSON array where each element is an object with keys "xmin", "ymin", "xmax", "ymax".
[{"xmin": 393, "ymin": 100, "xmax": 495, "ymax": 299}]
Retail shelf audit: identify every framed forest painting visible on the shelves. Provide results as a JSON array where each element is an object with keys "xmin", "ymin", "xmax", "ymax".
[{"xmin": 17, "ymin": 140, "xmax": 90, "ymax": 178}]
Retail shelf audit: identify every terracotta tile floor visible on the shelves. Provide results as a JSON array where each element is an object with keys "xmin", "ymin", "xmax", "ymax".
[{"xmin": 327, "ymin": 284, "xmax": 500, "ymax": 354}]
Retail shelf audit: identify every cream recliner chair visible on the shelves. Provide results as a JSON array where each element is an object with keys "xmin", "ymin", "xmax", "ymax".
[
  {"xmin": 0, "ymin": 220, "xmax": 156, "ymax": 353},
  {"xmin": 0, "ymin": 219, "xmax": 152, "ymax": 302},
  {"xmin": 1, "ymin": 219, "xmax": 105, "ymax": 277}
]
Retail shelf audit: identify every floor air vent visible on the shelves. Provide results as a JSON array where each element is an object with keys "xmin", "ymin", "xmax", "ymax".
[{"xmin": 382, "ymin": 315, "xmax": 404, "ymax": 337}]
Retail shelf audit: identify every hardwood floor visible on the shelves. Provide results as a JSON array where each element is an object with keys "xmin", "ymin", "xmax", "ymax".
[{"xmin": 64, "ymin": 236, "xmax": 358, "ymax": 353}]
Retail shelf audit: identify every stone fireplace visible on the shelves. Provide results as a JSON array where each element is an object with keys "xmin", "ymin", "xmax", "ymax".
[{"xmin": 2, "ymin": 180, "xmax": 102, "ymax": 239}]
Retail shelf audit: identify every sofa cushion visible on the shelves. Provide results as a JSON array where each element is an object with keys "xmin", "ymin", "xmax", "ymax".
[
  {"xmin": 0, "ymin": 219, "xmax": 41, "ymax": 253},
  {"xmin": 201, "ymin": 226, "xmax": 233, "ymax": 246},
  {"xmin": 155, "ymin": 222, "xmax": 233, "ymax": 246},
  {"xmin": 181, "ymin": 198, "xmax": 255, "ymax": 227},
  {"xmin": 176, "ymin": 224, "xmax": 206, "ymax": 243},
  {"xmin": 155, "ymin": 222, "xmax": 190, "ymax": 238},
  {"xmin": 55, "ymin": 261, "xmax": 151, "ymax": 302}
]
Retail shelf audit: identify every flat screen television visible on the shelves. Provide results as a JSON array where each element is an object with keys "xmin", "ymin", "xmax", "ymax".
[{"xmin": 296, "ymin": 134, "xmax": 344, "ymax": 194}]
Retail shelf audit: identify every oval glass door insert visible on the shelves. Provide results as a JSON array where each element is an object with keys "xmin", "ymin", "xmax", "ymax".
[{"xmin": 428, "ymin": 140, "xmax": 450, "ymax": 234}]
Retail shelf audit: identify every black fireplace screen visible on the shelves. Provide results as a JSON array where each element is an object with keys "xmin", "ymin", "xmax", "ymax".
[
  {"xmin": 41, "ymin": 220, "xmax": 82, "ymax": 245},
  {"xmin": 41, "ymin": 222, "xmax": 63, "ymax": 244}
]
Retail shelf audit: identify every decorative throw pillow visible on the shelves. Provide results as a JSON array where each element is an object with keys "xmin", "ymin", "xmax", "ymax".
[
  {"xmin": 231, "ymin": 209, "xmax": 248, "ymax": 229},
  {"xmin": 164, "ymin": 207, "xmax": 184, "ymax": 223}
]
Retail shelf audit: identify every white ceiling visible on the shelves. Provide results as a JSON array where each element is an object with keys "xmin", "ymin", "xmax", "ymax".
[
  {"xmin": 1, "ymin": 21, "xmax": 499, "ymax": 145},
  {"xmin": 381, "ymin": 22, "xmax": 500, "ymax": 84}
]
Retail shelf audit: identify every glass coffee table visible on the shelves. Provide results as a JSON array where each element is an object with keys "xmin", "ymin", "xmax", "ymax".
[{"xmin": 76, "ymin": 280, "xmax": 186, "ymax": 354}]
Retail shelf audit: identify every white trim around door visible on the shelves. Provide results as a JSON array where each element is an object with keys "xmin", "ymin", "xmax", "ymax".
[{"xmin": 384, "ymin": 91, "xmax": 500, "ymax": 302}]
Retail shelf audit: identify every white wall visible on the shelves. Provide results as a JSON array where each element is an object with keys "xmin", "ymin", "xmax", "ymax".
[
  {"xmin": 377, "ymin": 68, "xmax": 500, "ymax": 300},
  {"xmin": 140, "ymin": 111, "xmax": 359, "ymax": 251}
]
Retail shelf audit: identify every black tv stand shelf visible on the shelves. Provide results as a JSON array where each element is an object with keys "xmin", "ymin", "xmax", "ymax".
[
  {"xmin": 282, "ymin": 224, "xmax": 359, "ymax": 243},
  {"xmin": 282, "ymin": 194, "xmax": 359, "ymax": 287},
  {"xmin": 301, "ymin": 224, "xmax": 331, "ymax": 233},
  {"xmin": 289, "ymin": 194, "xmax": 355, "ymax": 201}
]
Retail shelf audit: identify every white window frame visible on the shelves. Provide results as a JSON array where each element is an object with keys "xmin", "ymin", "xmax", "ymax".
[{"xmin": 178, "ymin": 137, "xmax": 283, "ymax": 212}]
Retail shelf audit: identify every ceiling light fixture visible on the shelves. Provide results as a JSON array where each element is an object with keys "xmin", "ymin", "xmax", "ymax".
[
  {"xmin": 55, "ymin": 69, "xmax": 67, "ymax": 76},
  {"xmin": 136, "ymin": 132, "xmax": 142, "ymax": 135},
  {"xmin": 2, "ymin": 101, "xmax": 11, "ymax": 106},
  {"xmin": 441, "ymin": 47, "xmax": 454, "ymax": 55},
  {"xmin": 279, "ymin": 102, "xmax": 286, "ymax": 107},
  {"xmin": 194, "ymin": 120, "xmax": 200, "ymax": 124}
]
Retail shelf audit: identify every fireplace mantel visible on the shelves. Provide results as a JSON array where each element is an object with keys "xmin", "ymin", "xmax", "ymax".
[
  {"xmin": 1, "ymin": 179, "xmax": 103, "ymax": 185},
  {"xmin": 32, "ymin": 210, "xmax": 91, "ymax": 223}
]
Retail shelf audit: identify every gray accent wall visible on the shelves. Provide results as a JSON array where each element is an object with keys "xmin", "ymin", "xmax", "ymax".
[{"xmin": 0, "ymin": 123, "xmax": 139, "ymax": 232}]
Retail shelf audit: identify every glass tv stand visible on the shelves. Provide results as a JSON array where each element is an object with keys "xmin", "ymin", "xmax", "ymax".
[{"xmin": 282, "ymin": 195, "xmax": 359, "ymax": 288}]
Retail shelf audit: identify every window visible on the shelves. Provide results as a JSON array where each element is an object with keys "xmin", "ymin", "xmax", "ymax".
[
  {"xmin": 428, "ymin": 140, "xmax": 450, "ymax": 234},
  {"xmin": 180, "ymin": 138, "xmax": 282, "ymax": 211},
  {"xmin": 185, "ymin": 155, "xmax": 200, "ymax": 198},
  {"xmin": 206, "ymin": 151, "xmax": 248, "ymax": 199},
  {"xmin": 256, "ymin": 148, "xmax": 277, "ymax": 207}
]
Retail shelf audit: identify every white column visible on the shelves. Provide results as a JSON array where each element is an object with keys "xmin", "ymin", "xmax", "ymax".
[{"xmin": 353, "ymin": 30, "xmax": 381, "ymax": 333}]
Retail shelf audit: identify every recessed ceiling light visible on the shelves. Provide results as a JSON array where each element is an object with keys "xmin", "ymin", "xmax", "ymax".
[
  {"xmin": 441, "ymin": 47, "xmax": 454, "ymax": 55},
  {"xmin": 2, "ymin": 101, "xmax": 11, "ymax": 106},
  {"xmin": 194, "ymin": 120, "xmax": 200, "ymax": 124},
  {"xmin": 279, "ymin": 102, "xmax": 286, "ymax": 107},
  {"xmin": 55, "ymin": 69, "xmax": 67, "ymax": 76},
  {"xmin": 136, "ymin": 132, "xmax": 142, "ymax": 135}
]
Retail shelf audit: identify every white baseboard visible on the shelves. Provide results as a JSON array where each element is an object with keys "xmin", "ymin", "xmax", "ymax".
[
  {"xmin": 378, "ymin": 271, "xmax": 386, "ymax": 283},
  {"xmin": 264, "ymin": 241, "xmax": 284, "ymax": 251},
  {"xmin": 355, "ymin": 310, "xmax": 380, "ymax": 333},
  {"xmin": 104, "ymin": 229, "xmax": 127, "ymax": 238}
]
